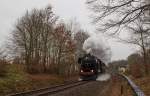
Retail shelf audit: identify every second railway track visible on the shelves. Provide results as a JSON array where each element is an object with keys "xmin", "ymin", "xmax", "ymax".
[{"xmin": 9, "ymin": 81, "xmax": 89, "ymax": 96}]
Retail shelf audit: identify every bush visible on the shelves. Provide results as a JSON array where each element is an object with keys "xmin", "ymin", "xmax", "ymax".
[
  {"xmin": 129, "ymin": 63, "xmax": 144, "ymax": 78},
  {"xmin": 0, "ymin": 60, "xmax": 8, "ymax": 77}
]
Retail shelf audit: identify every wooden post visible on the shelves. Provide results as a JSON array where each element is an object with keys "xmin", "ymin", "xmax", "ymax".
[{"xmin": 121, "ymin": 84, "xmax": 123, "ymax": 96}]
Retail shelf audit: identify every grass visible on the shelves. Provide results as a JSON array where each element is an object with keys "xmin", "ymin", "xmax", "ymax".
[
  {"xmin": 104, "ymin": 75, "xmax": 135, "ymax": 96},
  {"xmin": 0, "ymin": 64, "xmax": 65, "ymax": 96},
  {"xmin": 27, "ymin": 74, "xmax": 65, "ymax": 89},
  {"xmin": 122, "ymin": 70, "xmax": 150, "ymax": 96},
  {"xmin": 0, "ymin": 64, "xmax": 30, "ymax": 95},
  {"xmin": 132, "ymin": 75, "xmax": 150, "ymax": 96}
]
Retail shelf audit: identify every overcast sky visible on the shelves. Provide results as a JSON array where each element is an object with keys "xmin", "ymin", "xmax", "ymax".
[{"xmin": 0, "ymin": 0, "xmax": 137, "ymax": 61}]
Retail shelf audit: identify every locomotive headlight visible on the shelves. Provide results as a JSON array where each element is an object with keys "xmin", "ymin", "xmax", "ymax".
[
  {"xmin": 91, "ymin": 70, "xmax": 94, "ymax": 72},
  {"xmin": 81, "ymin": 70, "xmax": 83, "ymax": 72}
]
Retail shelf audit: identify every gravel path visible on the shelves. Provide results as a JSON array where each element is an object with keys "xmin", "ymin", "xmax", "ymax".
[{"xmin": 47, "ymin": 81, "xmax": 109, "ymax": 96}]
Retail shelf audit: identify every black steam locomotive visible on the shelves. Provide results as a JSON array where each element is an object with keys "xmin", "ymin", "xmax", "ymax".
[{"xmin": 78, "ymin": 54, "xmax": 105, "ymax": 80}]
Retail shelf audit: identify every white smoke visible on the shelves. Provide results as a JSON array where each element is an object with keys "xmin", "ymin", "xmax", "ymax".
[
  {"xmin": 96, "ymin": 73, "xmax": 111, "ymax": 81},
  {"xmin": 83, "ymin": 34, "xmax": 111, "ymax": 66}
]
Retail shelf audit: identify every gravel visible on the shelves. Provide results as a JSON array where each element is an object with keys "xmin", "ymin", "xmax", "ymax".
[{"xmin": 48, "ymin": 81, "xmax": 109, "ymax": 96}]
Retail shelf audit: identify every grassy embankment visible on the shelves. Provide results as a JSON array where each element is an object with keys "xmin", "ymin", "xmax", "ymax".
[
  {"xmin": 119, "ymin": 72, "xmax": 150, "ymax": 96},
  {"xmin": 99, "ymin": 75, "xmax": 134, "ymax": 96},
  {"xmin": 125, "ymin": 69, "xmax": 150, "ymax": 96},
  {"xmin": 0, "ymin": 64, "xmax": 65, "ymax": 96},
  {"xmin": 131, "ymin": 75, "xmax": 150, "ymax": 96}
]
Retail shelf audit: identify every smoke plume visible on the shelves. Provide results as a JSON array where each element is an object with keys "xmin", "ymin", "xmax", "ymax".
[{"xmin": 83, "ymin": 34, "xmax": 111, "ymax": 65}]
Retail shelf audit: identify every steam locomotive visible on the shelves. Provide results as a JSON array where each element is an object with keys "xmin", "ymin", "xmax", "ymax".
[{"xmin": 78, "ymin": 54, "xmax": 105, "ymax": 80}]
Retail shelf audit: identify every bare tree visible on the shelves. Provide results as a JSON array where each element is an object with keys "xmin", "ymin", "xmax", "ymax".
[
  {"xmin": 0, "ymin": 49, "xmax": 8, "ymax": 77},
  {"xmin": 11, "ymin": 5, "xmax": 58, "ymax": 73},
  {"xmin": 87, "ymin": 0, "xmax": 150, "ymax": 75},
  {"xmin": 10, "ymin": 4, "xmax": 88, "ymax": 77},
  {"xmin": 87, "ymin": 0, "xmax": 150, "ymax": 34},
  {"xmin": 118, "ymin": 19, "xmax": 150, "ymax": 74},
  {"xmin": 74, "ymin": 31, "xmax": 89, "ymax": 58},
  {"xmin": 127, "ymin": 53, "xmax": 144, "ymax": 77}
]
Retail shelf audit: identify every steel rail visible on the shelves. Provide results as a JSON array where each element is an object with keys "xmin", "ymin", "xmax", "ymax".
[
  {"xmin": 34, "ymin": 81, "xmax": 89, "ymax": 96},
  {"xmin": 120, "ymin": 74, "xmax": 145, "ymax": 96},
  {"xmin": 8, "ymin": 81, "xmax": 88, "ymax": 96}
]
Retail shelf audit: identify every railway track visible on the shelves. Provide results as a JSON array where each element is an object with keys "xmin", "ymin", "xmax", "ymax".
[{"xmin": 8, "ymin": 81, "xmax": 89, "ymax": 96}]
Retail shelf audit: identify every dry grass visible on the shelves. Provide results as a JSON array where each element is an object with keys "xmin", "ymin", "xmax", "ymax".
[
  {"xmin": 108, "ymin": 75, "xmax": 122, "ymax": 96},
  {"xmin": 27, "ymin": 74, "xmax": 65, "ymax": 89},
  {"xmin": 102, "ymin": 75, "xmax": 134, "ymax": 96},
  {"xmin": 132, "ymin": 76, "xmax": 150, "ymax": 96},
  {"xmin": 0, "ymin": 64, "xmax": 69, "ymax": 96}
]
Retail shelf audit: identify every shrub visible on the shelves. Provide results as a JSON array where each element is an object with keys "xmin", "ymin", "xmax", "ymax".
[{"xmin": 0, "ymin": 60, "xmax": 8, "ymax": 77}]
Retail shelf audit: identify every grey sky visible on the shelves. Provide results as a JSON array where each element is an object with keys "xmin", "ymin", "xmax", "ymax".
[{"xmin": 0, "ymin": 0, "xmax": 137, "ymax": 61}]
